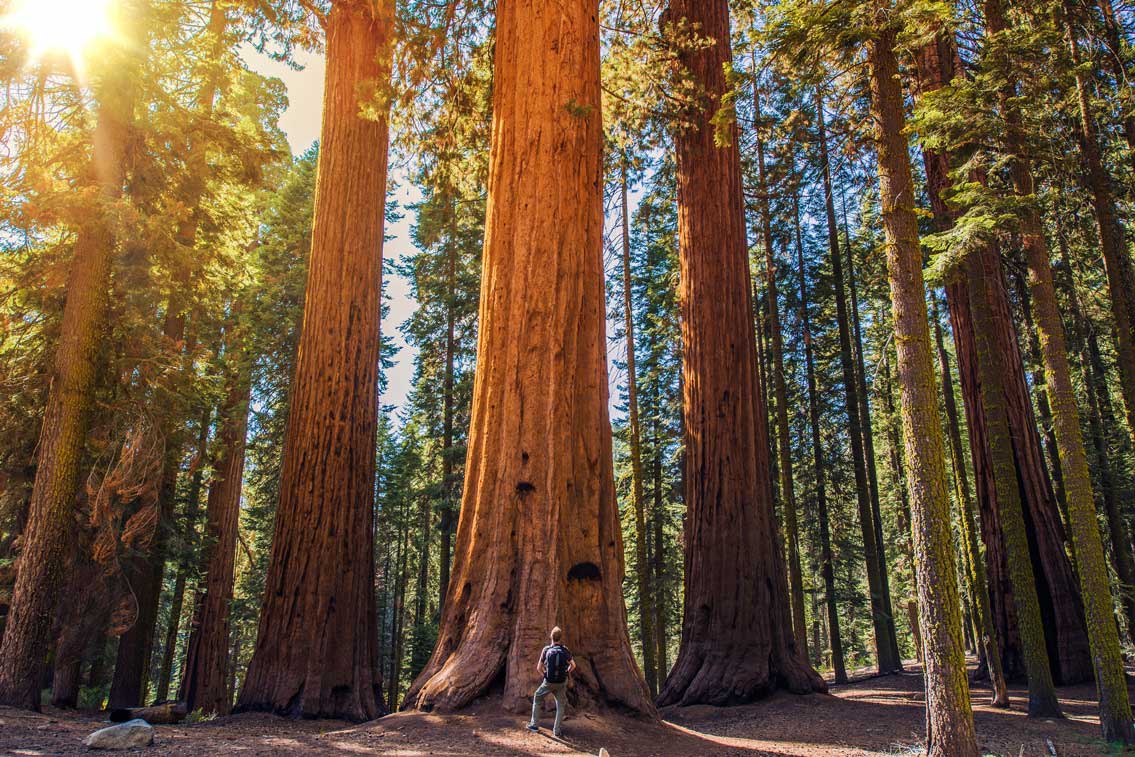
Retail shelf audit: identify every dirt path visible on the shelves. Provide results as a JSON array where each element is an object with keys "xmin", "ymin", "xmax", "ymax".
[{"xmin": 0, "ymin": 667, "xmax": 1121, "ymax": 755}]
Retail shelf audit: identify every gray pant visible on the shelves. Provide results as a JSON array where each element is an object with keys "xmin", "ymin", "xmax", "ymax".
[{"xmin": 529, "ymin": 679, "xmax": 566, "ymax": 735}]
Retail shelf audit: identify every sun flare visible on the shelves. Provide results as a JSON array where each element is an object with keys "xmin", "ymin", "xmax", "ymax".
[{"xmin": 2, "ymin": 0, "xmax": 116, "ymax": 64}]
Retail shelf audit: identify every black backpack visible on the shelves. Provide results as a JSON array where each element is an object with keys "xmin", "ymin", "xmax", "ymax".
[{"xmin": 544, "ymin": 645, "xmax": 569, "ymax": 683}]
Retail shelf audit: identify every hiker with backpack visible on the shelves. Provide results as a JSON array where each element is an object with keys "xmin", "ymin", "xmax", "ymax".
[{"xmin": 527, "ymin": 626, "xmax": 575, "ymax": 738}]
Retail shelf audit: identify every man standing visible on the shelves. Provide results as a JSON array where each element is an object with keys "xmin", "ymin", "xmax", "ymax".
[{"xmin": 527, "ymin": 626, "xmax": 575, "ymax": 738}]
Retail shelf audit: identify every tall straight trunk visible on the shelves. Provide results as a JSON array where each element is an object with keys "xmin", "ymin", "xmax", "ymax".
[
  {"xmin": 437, "ymin": 208, "xmax": 457, "ymax": 613},
  {"xmin": 620, "ymin": 162, "xmax": 657, "ymax": 695},
  {"xmin": 237, "ymin": 0, "xmax": 392, "ymax": 721},
  {"xmin": 932, "ymin": 298, "xmax": 1009, "ymax": 707},
  {"xmin": 1016, "ymin": 173, "xmax": 1135, "ymax": 746},
  {"xmin": 414, "ymin": 494, "xmax": 430, "ymax": 631},
  {"xmin": 0, "ymin": 4, "xmax": 139, "ymax": 709},
  {"xmin": 404, "ymin": 0, "xmax": 653, "ymax": 715},
  {"xmin": 966, "ymin": 251, "xmax": 1061, "ymax": 717},
  {"xmin": 1062, "ymin": 0, "xmax": 1135, "ymax": 448},
  {"xmin": 110, "ymin": 4, "xmax": 229, "ymax": 706},
  {"xmin": 865, "ymin": 20, "xmax": 978, "ymax": 756},
  {"xmin": 656, "ymin": 0, "xmax": 823, "ymax": 707},
  {"xmin": 1053, "ymin": 234, "xmax": 1135, "ymax": 636},
  {"xmin": 650, "ymin": 403, "xmax": 669, "ymax": 682},
  {"xmin": 179, "ymin": 352, "xmax": 251, "ymax": 716},
  {"xmin": 154, "ymin": 410, "xmax": 211, "ymax": 703},
  {"xmin": 388, "ymin": 521, "xmax": 409, "ymax": 708},
  {"xmin": 796, "ymin": 190, "xmax": 846, "ymax": 686},
  {"xmin": 1095, "ymin": 0, "xmax": 1135, "ymax": 153},
  {"xmin": 754, "ymin": 75, "xmax": 807, "ymax": 656},
  {"xmin": 815, "ymin": 87, "xmax": 900, "ymax": 673},
  {"xmin": 915, "ymin": 25, "xmax": 1090, "ymax": 686},
  {"xmin": 842, "ymin": 199, "xmax": 890, "ymax": 661},
  {"xmin": 1015, "ymin": 278, "xmax": 1069, "ymax": 525}
]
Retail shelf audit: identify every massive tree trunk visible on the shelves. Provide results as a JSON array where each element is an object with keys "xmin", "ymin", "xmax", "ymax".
[
  {"xmin": 753, "ymin": 76, "xmax": 806, "ymax": 657},
  {"xmin": 179, "ymin": 351, "xmax": 251, "ymax": 716},
  {"xmin": 967, "ymin": 252, "xmax": 1061, "ymax": 718},
  {"xmin": 795, "ymin": 187, "xmax": 846, "ymax": 685},
  {"xmin": 236, "ymin": 0, "xmax": 391, "ymax": 722},
  {"xmin": 0, "ymin": 5, "xmax": 139, "ymax": 708},
  {"xmin": 620, "ymin": 162, "xmax": 658, "ymax": 695},
  {"xmin": 914, "ymin": 28, "xmax": 1090, "ymax": 686},
  {"xmin": 866, "ymin": 19, "xmax": 978, "ymax": 756},
  {"xmin": 404, "ymin": 0, "xmax": 653, "ymax": 716},
  {"xmin": 656, "ymin": 0, "xmax": 823, "ymax": 707},
  {"xmin": 815, "ymin": 87, "xmax": 901, "ymax": 673}
]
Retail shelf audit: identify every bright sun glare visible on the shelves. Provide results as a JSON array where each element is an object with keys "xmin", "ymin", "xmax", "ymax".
[{"xmin": 3, "ymin": 0, "xmax": 116, "ymax": 64}]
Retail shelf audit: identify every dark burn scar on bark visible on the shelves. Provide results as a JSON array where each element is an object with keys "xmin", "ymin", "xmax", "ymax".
[
  {"xmin": 521, "ymin": 450, "xmax": 530, "ymax": 464},
  {"xmin": 567, "ymin": 562, "xmax": 601, "ymax": 581},
  {"xmin": 516, "ymin": 481, "xmax": 536, "ymax": 495}
]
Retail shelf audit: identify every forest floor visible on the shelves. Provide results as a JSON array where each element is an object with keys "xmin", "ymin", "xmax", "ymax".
[{"xmin": 0, "ymin": 661, "xmax": 1125, "ymax": 756}]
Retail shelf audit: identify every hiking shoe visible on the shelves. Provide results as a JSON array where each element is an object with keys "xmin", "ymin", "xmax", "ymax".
[{"xmin": 526, "ymin": 724, "xmax": 539, "ymax": 732}]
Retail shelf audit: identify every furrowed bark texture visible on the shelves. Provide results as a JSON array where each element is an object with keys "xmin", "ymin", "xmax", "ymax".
[
  {"xmin": 1021, "ymin": 200, "xmax": 1135, "ymax": 744},
  {"xmin": 967, "ymin": 253, "xmax": 1062, "ymax": 718},
  {"xmin": 180, "ymin": 359, "xmax": 251, "ymax": 715},
  {"xmin": 914, "ymin": 30, "xmax": 1090, "ymax": 687},
  {"xmin": 404, "ymin": 0, "xmax": 654, "ymax": 717},
  {"xmin": 867, "ymin": 23, "xmax": 978, "ymax": 757},
  {"xmin": 236, "ymin": 0, "xmax": 390, "ymax": 722},
  {"xmin": 0, "ymin": 13, "xmax": 137, "ymax": 707},
  {"xmin": 656, "ymin": 0, "xmax": 824, "ymax": 707}
]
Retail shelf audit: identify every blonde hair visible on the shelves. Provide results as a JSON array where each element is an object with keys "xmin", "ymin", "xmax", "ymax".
[{"xmin": 550, "ymin": 626, "xmax": 563, "ymax": 643}]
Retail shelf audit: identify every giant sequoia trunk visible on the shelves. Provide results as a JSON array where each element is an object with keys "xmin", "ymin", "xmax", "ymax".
[
  {"xmin": 179, "ymin": 354, "xmax": 251, "ymax": 716},
  {"xmin": 655, "ymin": 0, "xmax": 824, "ymax": 707},
  {"xmin": 236, "ymin": 0, "xmax": 391, "ymax": 722},
  {"xmin": 866, "ymin": 20, "xmax": 978, "ymax": 757},
  {"xmin": 403, "ymin": 0, "xmax": 653, "ymax": 716},
  {"xmin": 913, "ymin": 32, "xmax": 1090, "ymax": 686},
  {"xmin": 0, "ymin": 7, "xmax": 138, "ymax": 708}
]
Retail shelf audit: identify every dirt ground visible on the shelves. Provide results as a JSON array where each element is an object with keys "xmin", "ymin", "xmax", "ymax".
[{"xmin": 0, "ymin": 665, "xmax": 1125, "ymax": 756}]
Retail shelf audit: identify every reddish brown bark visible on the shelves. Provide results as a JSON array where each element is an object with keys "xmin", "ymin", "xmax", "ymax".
[
  {"xmin": 179, "ymin": 351, "xmax": 251, "ymax": 716},
  {"xmin": 656, "ymin": 0, "xmax": 824, "ymax": 707},
  {"xmin": 913, "ymin": 31, "xmax": 1090, "ymax": 687},
  {"xmin": 403, "ymin": 0, "xmax": 653, "ymax": 716},
  {"xmin": 0, "ymin": 7, "xmax": 138, "ymax": 708},
  {"xmin": 236, "ymin": 0, "xmax": 391, "ymax": 722}
]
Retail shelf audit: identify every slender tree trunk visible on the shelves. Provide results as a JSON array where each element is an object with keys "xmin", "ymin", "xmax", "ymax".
[
  {"xmin": 237, "ymin": 0, "xmax": 392, "ymax": 721},
  {"xmin": 110, "ymin": 4, "xmax": 229, "ymax": 706},
  {"xmin": 154, "ymin": 411, "xmax": 210, "ymax": 702},
  {"xmin": 179, "ymin": 349, "xmax": 251, "ymax": 716},
  {"xmin": 915, "ymin": 23, "xmax": 1090, "ymax": 686},
  {"xmin": 1012, "ymin": 76, "xmax": 1135, "ymax": 740},
  {"xmin": 0, "ymin": 3, "xmax": 139, "ymax": 708},
  {"xmin": 932, "ymin": 298, "xmax": 1009, "ymax": 707},
  {"xmin": 651, "ymin": 406, "xmax": 669, "ymax": 683},
  {"xmin": 656, "ymin": 0, "xmax": 823, "ymax": 706},
  {"xmin": 620, "ymin": 161, "xmax": 658, "ymax": 695},
  {"xmin": 1062, "ymin": 0, "xmax": 1135, "ymax": 449},
  {"xmin": 754, "ymin": 75, "xmax": 807, "ymax": 657},
  {"xmin": 866, "ymin": 20, "xmax": 978, "ymax": 755},
  {"xmin": 796, "ymin": 183, "xmax": 846, "ymax": 686},
  {"xmin": 967, "ymin": 251, "xmax": 1061, "ymax": 718},
  {"xmin": 815, "ymin": 87, "xmax": 900, "ymax": 673},
  {"xmin": 437, "ymin": 208, "xmax": 457, "ymax": 613},
  {"xmin": 404, "ymin": 0, "xmax": 653, "ymax": 715}
]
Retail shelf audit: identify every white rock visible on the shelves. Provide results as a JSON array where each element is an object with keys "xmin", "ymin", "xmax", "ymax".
[{"xmin": 83, "ymin": 719, "xmax": 155, "ymax": 750}]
